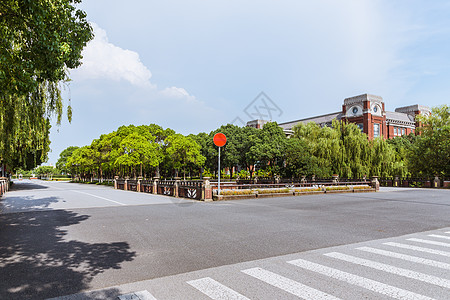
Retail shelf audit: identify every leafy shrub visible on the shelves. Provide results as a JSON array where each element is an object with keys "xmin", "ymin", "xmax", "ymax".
[
  {"xmin": 353, "ymin": 185, "xmax": 371, "ymax": 190},
  {"xmin": 202, "ymin": 168, "xmax": 213, "ymax": 178},
  {"xmin": 257, "ymin": 188, "xmax": 290, "ymax": 194},
  {"xmin": 326, "ymin": 186, "xmax": 350, "ymax": 191},
  {"xmin": 220, "ymin": 189, "xmax": 254, "ymax": 195},
  {"xmin": 237, "ymin": 170, "xmax": 250, "ymax": 179},
  {"xmin": 294, "ymin": 188, "xmax": 322, "ymax": 192}
]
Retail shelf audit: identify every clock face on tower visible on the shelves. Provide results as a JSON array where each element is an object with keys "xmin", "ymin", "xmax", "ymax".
[{"xmin": 347, "ymin": 105, "xmax": 362, "ymax": 117}]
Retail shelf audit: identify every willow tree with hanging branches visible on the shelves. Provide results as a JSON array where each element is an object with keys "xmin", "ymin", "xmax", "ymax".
[{"xmin": 0, "ymin": 0, "xmax": 93, "ymax": 172}]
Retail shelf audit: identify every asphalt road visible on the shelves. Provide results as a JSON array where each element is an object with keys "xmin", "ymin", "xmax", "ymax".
[{"xmin": 0, "ymin": 180, "xmax": 449, "ymax": 299}]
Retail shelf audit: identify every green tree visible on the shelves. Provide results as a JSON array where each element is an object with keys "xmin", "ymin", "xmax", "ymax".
[
  {"xmin": 165, "ymin": 134, "xmax": 205, "ymax": 179},
  {"xmin": 409, "ymin": 105, "xmax": 450, "ymax": 176},
  {"xmin": 0, "ymin": 0, "xmax": 93, "ymax": 171},
  {"xmin": 56, "ymin": 146, "xmax": 79, "ymax": 174},
  {"xmin": 66, "ymin": 146, "xmax": 95, "ymax": 180},
  {"xmin": 114, "ymin": 132, "xmax": 160, "ymax": 178}
]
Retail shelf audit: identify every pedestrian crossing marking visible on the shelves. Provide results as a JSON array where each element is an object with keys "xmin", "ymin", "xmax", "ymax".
[
  {"xmin": 287, "ymin": 258, "xmax": 434, "ymax": 300},
  {"xmin": 384, "ymin": 242, "xmax": 450, "ymax": 257},
  {"xmin": 428, "ymin": 234, "xmax": 450, "ymax": 240},
  {"xmin": 408, "ymin": 238, "xmax": 450, "ymax": 248},
  {"xmin": 187, "ymin": 277, "xmax": 250, "ymax": 300},
  {"xmin": 357, "ymin": 246, "xmax": 450, "ymax": 270},
  {"xmin": 241, "ymin": 267, "xmax": 341, "ymax": 300},
  {"xmin": 324, "ymin": 252, "xmax": 450, "ymax": 289}
]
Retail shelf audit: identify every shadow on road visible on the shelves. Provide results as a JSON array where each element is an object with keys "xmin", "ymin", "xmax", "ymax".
[
  {"xmin": 10, "ymin": 181, "xmax": 49, "ymax": 191},
  {"xmin": 0, "ymin": 195, "xmax": 61, "ymax": 213},
  {"xmin": 0, "ymin": 210, "xmax": 136, "ymax": 300}
]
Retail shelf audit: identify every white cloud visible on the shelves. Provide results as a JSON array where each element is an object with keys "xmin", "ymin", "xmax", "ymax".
[
  {"xmin": 159, "ymin": 87, "xmax": 197, "ymax": 102},
  {"xmin": 73, "ymin": 23, "xmax": 201, "ymax": 106},
  {"xmin": 74, "ymin": 23, "xmax": 153, "ymax": 87}
]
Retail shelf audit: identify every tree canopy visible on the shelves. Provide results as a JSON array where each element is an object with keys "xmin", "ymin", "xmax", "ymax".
[
  {"xmin": 58, "ymin": 105, "xmax": 448, "ymax": 181},
  {"xmin": 0, "ymin": 0, "xmax": 93, "ymax": 171}
]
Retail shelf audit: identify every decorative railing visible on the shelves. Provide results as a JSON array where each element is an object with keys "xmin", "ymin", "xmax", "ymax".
[
  {"xmin": 140, "ymin": 180, "xmax": 153, "ymax": 193},
  {"xmin": 178, "ymin": 180, "xmax": 203, "ymax": 200},
  {"xmin": 112, "ymin": 175, "xmax": 448, "ymax": 201},
  {"xmin": 157, "ymin": 180, "xmax": 176, "ymax": 196},
  {"xmin": 116, "ymin": 179, "xmax": 125, "ymax": 190}
]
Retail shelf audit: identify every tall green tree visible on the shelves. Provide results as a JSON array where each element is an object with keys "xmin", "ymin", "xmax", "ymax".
[
  {"xmin": 56, "ymin": 146, "xmax": 79, "ymax": 174},
  {"xmin": 0, "ymin": 0, "xmax": 93, "ymax": 171},
  {"xmin": 165, "ymin": 134, "xmax": 205, "ymax": 179},
  {"xmin": 409, "ymin": 105, "xmax": 450, "ymax": 176}
]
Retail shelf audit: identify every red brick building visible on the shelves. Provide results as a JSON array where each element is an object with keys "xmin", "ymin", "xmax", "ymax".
[{"xmin": 250, "ymin": 94, "xmax": 430, "ymax": 139}]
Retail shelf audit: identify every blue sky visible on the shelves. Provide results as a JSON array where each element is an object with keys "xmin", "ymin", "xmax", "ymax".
[{"xmin": 47, "ymin": 0, "xmax": 450, "ymax": 165}]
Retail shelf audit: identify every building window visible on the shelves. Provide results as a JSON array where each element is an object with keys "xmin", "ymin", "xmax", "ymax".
[
  {"xmin": 357, "ymin": 123, "xmax": 364, "ymax": 132},
  {"xmin": 374, "ymin": 123, "xmax": 380, "ymax": 137},
  {"xmin": 394, "ymin": 127, "xmax": 397, "ymax": 135},
  {"xmin": 402, "ymin": 128, "xmax": 405, "ymax": 135}
]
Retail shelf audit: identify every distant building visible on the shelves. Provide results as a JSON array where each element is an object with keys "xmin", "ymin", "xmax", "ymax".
[{"xmin": 247, "ymin": 93, "xmax": 430, "ymax": 140}]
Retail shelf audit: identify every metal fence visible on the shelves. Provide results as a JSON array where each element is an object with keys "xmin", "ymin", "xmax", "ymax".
[{"xmin": 178, "ymin": 180, "xmax": 203, "ymax": 200}]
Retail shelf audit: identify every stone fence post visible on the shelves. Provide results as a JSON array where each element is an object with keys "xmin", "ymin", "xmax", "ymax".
[
  {"xmin": 332, "ymin": 174, "xmax": 339, "ymax": 184},
  {"xmin": 153, "ymin": 177, "xmax": 159, "ymax": 194},
  {"xmin": 433, "ymin": 175, "xmax": 440, "ymax": 188},
  {"xmin": 394, "ymin": 175, "xmax": 399, "ymax": 187},
  {"xmin": 174, "ymin": 177, "xmax": 180, "ymax": 197},
  {"xmin": 114, "ymin": 176, "xmax": 119, "ymax": 189},
  {"xmin": 137, "ymin": 177, "xmax": 143, "ymax": 192},
  {"xmin": 202, "ymin": 177, "xmax": 212, "ymax": 201},
  {"xmin": 371, "ymin": 176, "xmax": 379, "ymax": 191},
  {"xmin": 124, "ymin": 176, "xmax": 129, "ymax": 191}
]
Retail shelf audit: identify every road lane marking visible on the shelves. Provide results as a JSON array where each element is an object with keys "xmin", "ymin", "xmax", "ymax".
[
  {"xmin": 428, "ymin": 234, "xmax": 450, "ymax": 240},
  {"xmin": 324, "ymin": 252, "xmax": 450, "ymax": 289},
  {"xmin": 187, "ymin": 277, "xmax": 250, "ymax": 300},
  {"xmin": 70, "ymin": 190, "xmax": 126, "ymax": 206},
  {"xmin": 407, "ymin": 238, "xmax": 450, "ymax": 248},
  {"xmin": 384, "ymin": 242, "xmax": 450, "ymax": 257},
  {"xmin": 287, "ymin": 258, "xmax": 433, "ymax": 300},
  {"xmin": 241, "ymin": 267, "xmax": 341, "ymax": 299},
  {"xmin": 357, "ymin": 246, "xmax": 450, "ymax": 270},
  {"xmin": 118, "ymin": 290, "xmax": 158, "ymax": 300}
]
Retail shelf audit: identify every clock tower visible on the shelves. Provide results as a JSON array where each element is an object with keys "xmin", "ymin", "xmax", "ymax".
[{"xmin": 341, "ymin": 94, "xmax": 386, "ymax": 139}]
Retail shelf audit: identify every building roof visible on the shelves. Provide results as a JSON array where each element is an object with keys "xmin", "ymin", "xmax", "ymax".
[
  {"xmin": 385, "ymin": 111, "xmax": 416, "ymax": 127},
  {"xmin": 278, "ymin": 112, "xmax": 342, "ymax": 130}
]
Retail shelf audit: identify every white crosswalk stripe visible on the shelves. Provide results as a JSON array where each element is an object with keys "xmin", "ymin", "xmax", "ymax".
[
  {"xmin": 324, "ymin": 252, "xmax": 450, "ymax": 289},
  {"xmin": 241, "ymin": 267, "xmax": 341, "ymax": 300},
  {"xmin": 51, "ymin": 228, "xmax": 450, "ymax": 300},
  {"xmin": 428, "ymin": 234, "xmax": 450, "ymax": 240},
  {"xmin": 408, "ymin": 238, "xmax": 450, "ymax": 248},
  {"xmin": 187, "ymin": 277, "xmax": 250, "ymax": 300},
  {"xmin": 357, "ymin": 246, "xmax": 450, "ymax": 269},
  {"xmin": 287, "ymin": 258, "xmax": 434, "ymax": 300},
  {"xmin": 383, "ymin": 241, "xmax": 450, "ymax": 257}
]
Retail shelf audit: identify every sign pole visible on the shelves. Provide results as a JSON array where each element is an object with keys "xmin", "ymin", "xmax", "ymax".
[
  {"xmin": 213, "ymin": 132, "xmax": 227, "ymax": 197},
  {"xmin": 218, "ymin": 146, "xmax": 221, "ymax": 195}
]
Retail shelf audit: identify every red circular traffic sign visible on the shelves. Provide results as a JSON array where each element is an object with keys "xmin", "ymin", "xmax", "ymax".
[{"xmin": 213, "ymin": 133, "xmax": 227, "ymax": 147}]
